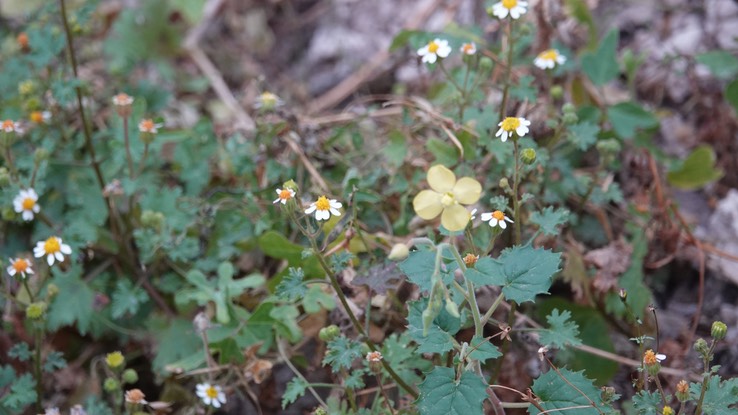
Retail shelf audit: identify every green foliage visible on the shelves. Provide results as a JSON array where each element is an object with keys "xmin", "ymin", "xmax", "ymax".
[
  {"xmin": 606, "ymin": 102, "xmax": 659, "ymax": 139},
  {"xmin": 666, "ymin": 145, "xmax": 724, "ymax": 190},
  {"xmin": 416, "ymin": 367, "xmax": 488, "ymax": 415},
  {"xmin": 0, "ymin": 369, "xmax": 36, "ymax": 414},
  {"xmin": 538, "ymin": 309, "xmax": 582, "ymax": 349},
  {"xmin": 398, "ymin": 249, "xmax": 455, "ymax": 293},
  {"xmin": 47, "ymin": 264, "xmax": 95, "ymax": 334},
  {"xmin": 529, "ymin": 368, "xmax": 615, "ymax": 414},
  {"xmin": 43, "ymin": 351, "xmax": 67, "ymax": 373},
  {"xmin": 8, "ymin": 343, "xmax": 31, "ymax": 362},
  {"xmin": 110, "ymin": 279, "xmax": 149, "ymax": 319},
  {"xmin": 726, "ymin": 79, "xmax": 738, "ymax": 115},
  {"xmin": 689, "ymin": 376, "xmax": 738, "ymax": 414},
  {"xmin": 467, "ymin": 335, "xmax": 502, "ymax": 363},
  {"xmin": 630, "ymin": 390, "xmax": 661, "ymax": 415},
  {"xmin": 407, "ymin": 299, "xmax": 457, "ymax": 354},
  {"xmin": 323, "ymin": 336, "xmax": 364, "ymax": 373},
  {"xmin": 581, "ymin": 29, "xmax": 620, "ymax": 86},
  {"xmin": 567, "ymin": 121, "xmax": 601, "ymax": 151},
  {"xmin": 695, "ymin": 51, "xmax": 738, "ymax": 80},
  {"xmin": 282, "ymin": 377, "xmax": 309, "ymax": 408},
  {"xmin": 275, "ymin": 267, "xmax": 307, "ymax": 301},
  {"xmin": 529, "ymin": 207, "xmax": 570, "ymax": 236}
]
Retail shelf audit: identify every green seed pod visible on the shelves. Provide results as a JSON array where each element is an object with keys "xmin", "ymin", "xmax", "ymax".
[
  {"xmin": 550, "ymin": 85, "xmax": 564, "ymax": 100},
  {"xmin": 711, "ymin": 321, "xmax": 727, "ymax": 341},
  {"xmin": 26, "ymin": 302, "xmax": 46, "ymax": 320},
  {"xmin": 562, "ymin": 112, "xmax": 579, "ymax": 125},
  {"xmin": 479, "ymin": 57, "xmax": 493, "ymax": 72},
  {"xmin": 103, "ymin": 377, "xmax": 120, "ymax": 392},
  {"xmin": 562, "ymin": 103, "xmax": 576, "ymax": 114},
  {"xmin": 122, "ymin": 368, "xmax": 139, "ymax": 384},
  {"xmin": 319, "ymin": 325, "xmax": 341, "ymax": 342},
  {"xmin": 140, "ymin": 210, "xmax": 165, "ymax": 232},
  {"xmin": 521, "ymin": 148, "xmax": 537, "ymax": 165}
]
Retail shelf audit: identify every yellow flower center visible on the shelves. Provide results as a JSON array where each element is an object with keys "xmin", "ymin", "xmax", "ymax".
[
  {"xmin": 140, "ymin": 119, "xmax": 155, "ymax": 131},
  {"xmin": 315, "ymin": 196, "xmax": 331, "ymax": 211},
  {"xmin": 462, "ymin": 44, "xmax": 474, "ymax": 54},
  {"xmin": 44, "ymin": 237, "xmax": 61, "ymax": 254},
  {"xmin": 2, "ymin": 120, "xmax": 14, "ymax": 130},
  {"xmin": 30, "ymin": 111, "xmax": 43, "ymax": 123},
  {"xmin": 427, "ymin": 41, "xmax": 439, "ymax": 53},
  {"xmin": 643, "ymin": 349, "xmax": 657, "ymax": 366},
  {"xmin": 279, "ymin": 189, "xmax": 293, "ymax": 200},
  {"xmin": 663, "ymin": 406, "xmax": 674, "ymax": 415},
  {"xmin": 492, "ymin": 211, "xmax": 505, "ymax": 221},
  {"xmin": 540, "ymin": 49, "xmax": 558, "ymax": 61},
  {"xmin": 502, "ymin": 0, "xmax": 518, "ymax": 9},
  {"xmin": 13, "ymin": 259, "xmax": 29, "ymax": 272},
  {"xmin": 22, "ymin": 197, "xmax": 36, "ymax": 210},
  {"xmin": 206, "ymin": 386, "xmax": 219, "ymax": 399},
  {"xmin": 260, "ymin": 92, "xmax": 278, "ymax": 106},
  {"xmin": 441, "ymin": 193, "xmax": 455, "ymax": 207},
  {"xmin": 114, "ymin": 93, "xmax": 131, "ymax": 105},
  {"xmin": 501, "ymin": 117, "xmax": 520, "ymax": 131}
]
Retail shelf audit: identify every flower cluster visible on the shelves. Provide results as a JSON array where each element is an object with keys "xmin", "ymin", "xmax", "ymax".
[
  {"xmin": 112, "ymin": 92, "xmax": 163, "ymax": 140},
  {"xmin": 272, "ymin": 185, "xmax": 344, "ymax": 222}
]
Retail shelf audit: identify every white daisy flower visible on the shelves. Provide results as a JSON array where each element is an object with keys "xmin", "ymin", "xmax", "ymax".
[
  {"xmin": 534, "ymin": 49, "xmax": 566, "ymax": 70},
  {"xmin": 495, "ymin": 116, "xmax": 531, "ymax": 142},
  {"xmin": 480, "ymin": 210, "xmax": 514, "ymax": 229},
  {"xmin": 30, "ymin": 111, "xmax": 52, "ymax": 124},
  {"xmin": 13, "ymin": 188, "xmax": 40, "ymax": 221},
  {"xmin": 138, "ymin": 119, "xmax": 163, "ymax": 134},
  {"xmin": 305, "ymin": 195, "xmax": 342, "ymax": 221},
  {"xmin": 7, "ymin": 257, "xmax": 33, "ymax": 278},
  {"xmin": 491, "ymin": 0, "xmax": 528, "ymax": 19},
  {"xmin": 254, "ymin": 92, "xmax": 283, "ymax": 110},
  {"xmin": 33, "ymin": 236, "xmax": 72, "ymax": 266},
  {"xmin": 196, "ymin": 383, "xmax": 226, "ymax": 408},
  {"xmin": 366, "ymin": 351, "xmax": 383, "ymax": 362},
  {"xmin": 417, "ymin": 38, "xmax": 452, "ymax": 64},
  {"xmin": 1, "ymin": 119, "xmax": 23, "ymax": 134},
  {"xmin": 112, "ymin": 93, "xmax": 134, "ymax": 106},
  {"xmin": 273, "ymin": 188, "xmax": 296, "ymax": 204},
  {"xmin": 460, "ymin": 42, "xmax": 477, "ymax": 55}
]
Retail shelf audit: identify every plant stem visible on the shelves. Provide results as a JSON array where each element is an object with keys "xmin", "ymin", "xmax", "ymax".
[
  {"xmin": 481, "ymin": 292, "xmax": 506, "ymax": 325},
  {"xmin": 512, "ymin": 138, "xmax": 521, "ymax": 244},
  {"xmin": 376, "ymin": 373, "xmax": 396, "ymax": 415},
  {"xmin": 276, "ymin": 336, "xmax": 328, "ymax": 408},
  {"xmin": 134, "ymin": 143, "xmax": 149, "ymax": 179},
  {"xmin": 498, "ymin": 19, "xmax": 515, "ymax": 121},
  {"xmin": 123, "ymin": 117, "xmax": 135, "ymax": 179},
  {"xmin": 694, "ymin": 340, "xmax": 718, "ymax": 415},
  {"xmin": 34, "ymin": 326, "xmax": 43, "ymax": 412}
]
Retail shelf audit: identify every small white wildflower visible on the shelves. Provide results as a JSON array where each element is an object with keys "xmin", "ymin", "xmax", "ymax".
[
  {"xmin": 495, "ymin": 116, "xmax": 531, "ymax": 142},
  {"xmin": 273, "ymin": 188, "xmax": 296, "ymax": 205},
  {"xmin": 417, "ymin": 38, "xmax": 452, "ymax": 64},
  {"xmin": 480, "ymin": 210, "xmax": 514, "ymax": 229},
  {"xmin": 534, "ymin": 49, "xmax": 566, "ymax": 70},
  {"xmin": 33, "ymin": 236, "xmax": 72, "ymax": 266},
  {"xmin": 196, "ymin": 383, "xmax": 226, "ymax": 408},
  {"xmin": 305, "ymin": 195, "xmax": 342, "ymax": 221},
  {"xmin": 13, "ymin": 188, "xmax": 40, "ymax": 221},
  {"xmin": 491, "ymin": 0, "xmax": 528, "ymax": 19}
]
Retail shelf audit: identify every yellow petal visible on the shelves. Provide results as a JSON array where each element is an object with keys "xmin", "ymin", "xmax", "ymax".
[
  {"xmin": 441, "ymin": 204, "xmax": 470, "ymax": 231},
  {"xmin": 453, "ymin": 177, "xmax": 482, "ymax": 204},
  {"xmin": 427, "ymin": 165, "xmax": 456, "ymax": 193},
  {"xmin": 413, "ymin": 190, "xmax": 443, "ymax": 219}
]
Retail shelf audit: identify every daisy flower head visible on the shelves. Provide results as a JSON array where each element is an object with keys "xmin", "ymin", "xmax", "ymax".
[
  {"xmin": 643, "ymin": 349, "xmax": 666, "ymax": 366},
  {"xmin": 481, "ymin": 210, "xmax": 514, "ymax": 229},
  {"xmin": 1, "ymin": 119, "xmax": 23, "ymax": 134},
  {"xmin": 30, "ymin": 111, "xmax": 52, "ymax": 124},
  {"xmin": 460, "ymin": 42, "xmax": 477, "ymax": 56},
  {"xmin": 491, "ymin": 0, "xmax": 528, "ymax": 19},
  {"xmin": 112, "ymin": 93, "xmax": 134, "ymax": 117},
  {"xmin": 13, "ymin": 188, "xmax": 40, "ymax": 221},
  {"xmin": 273, "ymin": 187, "xmax": 296, "ymax": 205},
  {"xmin": 495, "ymin": 116, "xmax": 531, "ymax": 142},
  {"xmin": 138, "ymin": 119, "xmax": 162, "ymax": 134},
  {"xmin": 366, "ymin": 351, "xmax": 383, "ymax": 362},
  {"xmin": 417, "ymin": 38, "xmax": 452, "ymax": 64},
  {"xmin": 33, "ymin": 236, "xmax": 72, "ymax": 266},
  {"xmin": 305, "ymin": 195, "xmax": 342, "ymax": 221},
  {"xmin": 7, "ymin": 257, "xmax": 33, "ymax": 278},
  {"xmin": 196, "ymin": 383, "xmax": 226, "ymax": 408},
  {"xmin": 534, "ymin": 49, "xmax": 566, "ymax": 70},
  {"xmin": 254, "ymin": 91, "xmax": 283, "ymax": 111},
  {"xmin": 412, "ymin": 165, "xmax": 482, "ymax": 232},
  {"xmin": 125, "ymin": 388, "xmax": 147, "ymax": 405}
]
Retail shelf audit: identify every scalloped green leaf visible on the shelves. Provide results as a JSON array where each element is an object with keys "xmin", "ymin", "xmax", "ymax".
[
  {"xmin": 581, "ymin": 29, "xmax": 619, "ymax": 86},
  {"xmin": 416, "ymin": 367, "xmax": 488, "ymax": 415},
  {"xmin": 667, "ymin": 145, "xmax": 723, "ymax": 190},
  {"xmin": 530, "ymin": 207, "xmax": 571, "ymax": 236},
  {"xmin": 539, "ymin": 308, "xmax": 582, "ymax": 349},
  {"xmin": 529, "ymin": 368, "xmax": 614, "ymax": 414}
]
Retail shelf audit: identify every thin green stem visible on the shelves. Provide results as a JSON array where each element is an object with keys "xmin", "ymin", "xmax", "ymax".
[
  {"xmin": 22, "ymin": 278, "xmax": 35, "ymax": 303},
  {"xmin": 123, "ymin": 116, "xmax": 134, "ymax": 179},
  {"xmin": 694, "ymin": 340, "xmax": 718, "ymax": 415},
  {"xmin": 34, "ymin": 326, "xmax": 43, "ymax": 412},
  {"xmin": 481, "ymin": 292, "xmax": 506, "ymax": 325},
  {"xmin": 376, "ymin": 374, "xmax": 396, "ymax": 415},
  {"xmin": 276, "ymin": 336, "xmax": 328, "ymax": 408},
  {"xmin": 498, "ymin": 19, "xmax": 515, "ymax": 121},
  {"xmin": 512, "ymin": 138, "xmax": 521, "ymax": 244},
  {"xmin": 134, "ymin": 142, "xmax": 149, "ymax": 179},
  {"xmin": 3, "ymin": 145, "xmax": 19, "ymax": 180}
]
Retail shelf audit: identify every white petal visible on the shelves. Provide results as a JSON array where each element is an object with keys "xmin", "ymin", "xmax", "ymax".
[
  {"xmin": 7, "ymin": 267, "xmax": 15, "ymax": 276},
  {"xmin": 304, "ymin": 205, "xmax": 317, "ymax": 214},
  {"xmin": 61, "ymin": 244, "xmax": 72, "ymax": 255},
  {"xmin": 47, "ymin": 254, "xmax": 55, "ymax": 266},
  {"xmin": 499, "ymin": 220, "xmax": 507, "ymax": 229},
  {"xmin": 22, "ymin": 211, "xmax": 33, "ymax": 221},
  {"xmin": 33, "ymin": 205, "xmax": 40, "ymax": 213},
  {"xmin": 329, "ymin": 200, "xmax": 342, "ymax": 209},
  {"xmin": 211, "ymin": 399, "xmax": 221, "ymax": 408},
  {"xmin": 489, "ymin": 218, "xmax": 499, "ymax": 227},
  {"xmin": 34, "ymin": 246, "xmax": 44, "ymax": 258},
  {"xmin": 55, "ymin": 252, "xmax": 64, "ymax": 262},
  {"xmin": 480, "ymin": 212, "xmax": 493, "ymax": 221},
  {"xmin": 417, "ymin": 46, "xmax": 429, "ymax": 56},
  {"xmin": 329, "ymin": 208, "xmax": 341, "ymax": 217},
  {"xmin": 423, "ymin": 53, "xmax": 437, "ymax": 64}
]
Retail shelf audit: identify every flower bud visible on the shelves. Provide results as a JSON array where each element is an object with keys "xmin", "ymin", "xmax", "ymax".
[
  {"xmin": 34, "ymin": 148, "xmax": 50, "ymax": 164},
  {"xmin": 550, "ymin": 85, "xmax": 564, "ymax": 100},
  {"xmin": 46, "ymin": 283, "xmax": 59, "ymax": 299},
  {"xmin": 366, "ymin": 351, "xmax": 383, "ymax": 373},
  {"xmin": 140, "ymin": 210, "xmax": 165, "ymax": 232},
  {"xmin": 1, "ymin": 207, "xmax": 15, "ymax": 221},
  {"xmin": 521, "ymin": 148, "xmax": 537, "ymax": 165},
  {"xmin": 106, "ymin": 351, "xmax": 125, "ymax": 369},
  {"xmin": 18, "ymin": 80, "xmax": 36, "ymax": 96},
  {"xmin": 596, "ymin": 138, "xmax": 622, "ymax": 155},
  {"xmin": 479, "ymin": 57, "xmax": 493, "ymax": 72},
  {"xmin": 388, "ymin": 243, "xmax": 410, "ymax": 261},
  {"xmin": 711, "ymin": 321, "xmax": 727, "ymax": 341},
  {"xmin": 662, "ymin": 406, "xmax": 674, "ymax": 415},
  {"xmin": 675, "ymin": 379, "xmax": 690, "ymax": 402},
  {"xmin": 122, "ymin": 369, "xmax": 139, "ymax": 384},
  {"xmin": 499, "ymin": 177, "xmax": 510, "ymax": 190},
  {"xmin": 17, "ymin": 32, "xmax": 29, "ymax": 51},
  {"xmin": 319, "ymin": 325, "xmax": 341, "ymax": 342},
  {"xmin": 462, "ymin": 253, "xmax": 479, "ymax": 267},
  {"xmin": 282, "ymin": 179, "xmax": 299, "ymax": 192},
  {"xmin": 562, "ymin": 112, "xmax": 578, "ymax": 125},
  {"xmin": 26, "ymin": 301, "xmax": 46, "ymax": 320},
  {"xmin": 104, "ymin": 377, "xmax": 120, "ymax": 392},
  {"xmin": 445, "ymin": 300, "xmax": 460, "ymax": 318},
  {"xmin": 693, "ymin": 338, "xmax": 710, "ymax": 358},
  {"xmin": 600, "ymin": 386, "xmax": 617, "ymax": 403},
  {"xmin": 0, "ymin": 167, "xmax": 10, "ymax": 187},
  {"xmin": 314, "ymin": 408, "xmax": 328, "ymax": 415},
  {"xmin": 562, "ymin": 103, "xmax": 576, "ymax": 114},
  {"xmin": 619, "ymin": 289, "xmax": 627, "ymax": 301}
]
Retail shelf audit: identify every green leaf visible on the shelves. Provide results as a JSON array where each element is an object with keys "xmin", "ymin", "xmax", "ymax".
[
  {"xmin": 303, "ymin": 285, "xmax": 336, "ymax": 313},
  {"xmin": 467, "ymin": 245, "xmax": 561, "ymax": 303},
  {"xmin": 726, "ymin": 79, "xmax": 738, "ymax": 115},
  {"xmin": 389, "ymin": 29, "xmax": 424, "ymax": 51},
  {"xmin": 1, "ymin": 373, "xmax": 36, "ymax": 411},
  {"xmin": 538, "ymin": 309, "xmax": 582, "ymax": 349},
  {"xmin": 467, "ymin": 336, "xmax": 502, "ymax": 363},
  {"xmin": 606, "ymin": 102, "xmax": 659, "ymax": 139},
  {"xmin": 269, "ymin": 304, "xmax": 302, "ymax": 342},
  {"xmin": 427, "ymin": 138, "xmax": 460, "ymax": 165},
  {"xmin": 567, "ymin": 122, "xmax": 600, "ymax": 151},
  {"xmin": 689, "ymin": 376, "xmax": 738, "ymax": 414},
  {"xmin": 386, "ymin": 131, "xmax": 408, "ymax": 167},
  {"xmin": 406, "ymin": 300, "xmax": 456, "ymax": 354},
  {"xmin": 211, "ymin": 338, "xmax": 244, "ymax": 365},
  {"xmin": 416, "ymin": 367, "xmax": 488, "ymax": 415},
  {"xmin": 43, "ymin": 351, "xmax": 67, "ymax": 373},
  {"xmin": 666, "ymin": 145, "xmax": 724, "ymax": 190},
  {"xmin": 323, "ymin": 336, "xmax": 363, "ymax": 373},
  {"xmin": 150, "ymin": 318, "xmax": 202, "ymax": 374},
  {"xmin": 382, "ymin": 333, "xmax": 432, "ymax": 385},
  {"xmin": 529, "ymin": 207, "xmax": 570, "ymax": 236},
  {"xmin": 275, "ymin": 267, "xmax": 307, "ymax": 301},
  {"xmin": 8, "ymin": 343, "xmax": 31, "ymax": 362},
  {"xmin": 282, "ymin": 377, "xmax": 309, "ymax": 408},
  {"xmin": 398, "ymin": 250, "xmax": 454, "ymax": 293},
  {"xmin": 581, "ymin": 29, "xmax": 619, "ymax": 86},
  {"xmin": 46, "ymin": 265, "xmax": 95, "ymax": 334},
  {"xmin": 110, "ymin": 279, "xmax": 149, "ymax": 319},
  {"xmin": 696, "ymin": 51, "xmax": 738, "ymax": 79},
  {"xmin": 345, "ymin": 370, "xmax": 366, "ymax": 390},
  {"xmin": 258, "ymin": 231, "xmax": 321, "ymax": 276},
  {"xmin": 529, "ymin": 368, "xmax": 614, "ymax": 414},
  {"xmin": 631, "ymin": 390, "xmax": 661, "ymax": 415}
]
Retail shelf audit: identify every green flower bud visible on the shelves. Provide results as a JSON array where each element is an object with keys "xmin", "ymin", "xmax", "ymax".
[
  {"xmin": 46, "ymin": 283, "xmax": 59, "ymax": 299},
  {"xmin": 550, "ymin": 85, "xmax": 564, "ymax": 100},
  {"xmin": 106, "ymin": 351, "xmax": 125, "ymax": 369},
  {"xmin": 711, "ymin": 321, "xmax": 727, "ymax": 341},
  {"xmin": 388, "ymin": 243, "xmax": 410, "ymax": 261},
  {"xmin": 600, "ymin": 386, "xmax": 617, "ymax": 404},
  {"xmin": 521, "ymin": 148, "xmax": 537, "ymax": 165},
  {"xmin": 18, "ymin": 80, "xmax": 36, "ymax": 96},
  {"xmin": 319, "ymin": 325, "xmax": 341, "ymax": 342},
  {"xmin": 499, "ymin": 177, "xmax": 510, "ymax": 190},
  {"xmin": 2, "ymin": 206, "xmax": 15, "ymax": 221},
  {"xmin": 122, "ymin": 368, "xmax": 139, "ymax": 384},
  {"xmin": 675, "ymin": 379, "xmax": 690, "ymax": 402},
  {"xmin": 34, "ymin": 148, "xmax": 50, "ymax": 164},
  {"xmin": 562, "ymin": 103, "xmax": 576, "ymax": 114},
  {"xmin": 646, "ymin": 361, "xmax": 661, "ymax": 376},
  {"xmin": 140, "ymin": 210, "xmax": 165, "ymax": 232},
  {"xmin": 314, "ymin": 409, "xmax": 328, "ymax": 415},
  {"xmin": 445, "ymin": 300, "xmax": 460, "ymax": 319},
  {"xmin": 26, "ymin": 301, "xmax": 46, "ymax": 320},
  {"xmin": 562, "ymin": 112, "xmax": 579, "ymax": 125},
  {"xmin": 619, "ymin": 289, "xmax": 627, "ymax": 301},
  {"xmin": 422, "ymin": 308, "xmax": 435, "ymax": 337},
  {"xmin": 693, "ymin": 338, "xmax": 710, "ymax": 358},
  {"xmin": 0, "ymin": 167, "xmax": 10, "ymax": 187},
  {"xmin": 479, "ymin": 57, "xmax": 493, "ymax": 72},
  {"xmin": 104, "ymin": 377, "xmax": 120, "ymax": 392},
  {"xmin": 596, "ymin": 138, "xmax": 622, "ymax": 155},
  {"xmin": 282, "ymin": 179, "xmax": 299, "ymax": 193}
]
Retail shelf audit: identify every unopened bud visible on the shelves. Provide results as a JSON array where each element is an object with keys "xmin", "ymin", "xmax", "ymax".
[
  {"xmin": 46, "ymin": 283, "xmax": 59, "ymax": 299},
  {"xmin": 26, "ymin": 301, "xmax": 46, "ymax": 320},
  {"xmin": 319, "ymin": 325, "xmax": 341, "ymax": 342},
  {"xmin": 711, "ymin": 321, "xmax": 727, "ymax": 341},
  {"xmin": 499, "ymin": 177, "xmax": 510, "ymax": 190},
  {"xmin": 34, "ymin": 148, "xmax": 50, "ymax": 164},
  {"xmin": 0, "ymin": 167, "xmax": 10, "ymax": 187},
  {"xmin": 122, "ymin": 368, "xmax": 139, "ymax": 384},
  {"xmin": 550, "ymin": 85, "xmax": 564, "ymax": 100},
  {"xmin": 445, "ymin": 300, "xmax": 460, "ymax": 318},
  {"xmin": 104, "ymin": 377, "xmax": 119, "ymax": 392},
  {"xmin": 600, "ymin": 386, "xmax": 617, "ymax": 403},
  {"xmin": 675, "ymin": 379, "xmax": 689, "ymax": 402},
  {"xmin": 693, "ymin": 338, "xmax": 710, "ymax": 358},
  {"xmin": 562, "ymin": 112, "xmax": 578, "ymax": 125},
  {"xmin": 140, "ymin": 210, "xmax": 165, "ymax": 232},
  {"xmin": 479, "ymin": 57, "xmax": 493, "ymax": 72},
  {"xmin": 562, "ymin": 103, "xmax": 576, "ymax": 114},
  {"xmin": 619, "ymin": 289, "xmax": 627, "ymax": 302},
  {"xmin": 388, "ymin": 243, "xmax": 409, "ymax": 261},
  {"xmin": 521, "ymin": 148, "xmax": 536, "ymax": 165},
  {"xmin": 462, "ymin": 253, "xmax": 479, "ymax": 267}
]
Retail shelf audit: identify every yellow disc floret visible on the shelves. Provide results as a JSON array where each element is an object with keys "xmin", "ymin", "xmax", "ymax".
[
  {"xmin": 44, "ymin": 237, "xmax": 61, "ymax": 254},
  {"xmin": 492, "ymin": 211, "xmax": 505, "ymax": 221},
  {"xmin": 206, "ymin": 386, "xmax": 219, "ymax": 399},
  {"xmin": 12, "ymin": 258, "xmax": 29, "ymax": 273},
  {"xmin": 315, "ymin": 196, "xmax": 331, "ymax": 211},
  {"xmin": 502, "ymin": 0, "xmax": 518, "ymax": 9},
  {"xmin": 427, "ymin": 41, "xmax": 439, "ymax": 54},
  {"xmin": 500, "ymin": 117, "xmax": 521, "ymax": 132}
]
